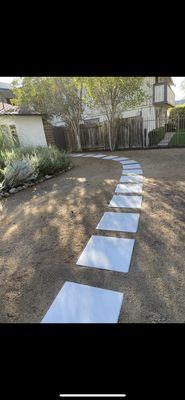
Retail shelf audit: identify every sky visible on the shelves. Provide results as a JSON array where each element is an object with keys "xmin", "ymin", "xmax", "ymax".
[{"xmin": 0, "ymin": 76, "xmax": 185, "ymax": 100}]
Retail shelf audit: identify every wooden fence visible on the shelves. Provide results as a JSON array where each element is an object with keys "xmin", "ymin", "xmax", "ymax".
[
  {"xmin": 49, "ymin": 116, "xmax": 144, "ymax": 151},
  {"xmin": 45, "ymin": 115, "xmax": 185, "ymax": 151}
]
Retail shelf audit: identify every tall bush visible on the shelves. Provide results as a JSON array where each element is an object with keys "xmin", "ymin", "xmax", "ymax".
[
  {"xmin": 169, "ymin": 105, "xmax": 185, "ymax": 119},
  {"xmin": 30, "ymin": 146, "xmax": 71, "ymax": 178},
  {"xmin": 2, "ymin": 157, "xmax": 37, "ymax": 189},
  {"xmin": 0, "ymin": 145, "xmax": 72, "ymax": 189},
  {"xmin": 169, "ymin": 106, "xmax": 185, "ymax": 130},
  {"xmin": 148, "ymin": 127, "xmax": 165, "ymax": 146}
]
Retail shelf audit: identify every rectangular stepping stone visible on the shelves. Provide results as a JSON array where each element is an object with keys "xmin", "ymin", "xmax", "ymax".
[
  {"xmin": 120, "ymin": 160, "xmax": 138, "ymax": 165},
  {"xmin": 41, "ymin": 281, "xmax": 123, "ymax": 323},
  {"xmin": 103, "ymin": 155, "xmax": 119, "ymax": 160},
  {"xmin": 76, "ymin": 235, "xmax": 135, "ymax": 273},
  {"xmin": 109, "ymin": 195, "xmax": 142, "ymax": 209},
  {"xmin": 115, "ymin": 183, "xmax": 143, "ymax": 194},
  {"xmin": 81, "ymin": 154, "xmax": 96, "ymax": 157},
  {"xmin": 96, "ymin": 212, "xmax": 140, "ymax": 233},
  {"xmin": 70, "ymin": 154, "xmax": 83, "ymax": 157},
  {"xmin": 114, "ymin": 157, "xmax": 128, "ymax": 161},
  {"xmin": 123, "ymin": 169, "xmax": 143, "ymax": 175},
  {"xmin": 122, "ymin": 164, "xmax": 141, "ymax": 169},
  {"xmin": 92, "ymin": 154, "xmax": 107, "ymax": 158},
  {"xmin": 120, "ymin": 175, "xmax": 143, "ymax": 183}
]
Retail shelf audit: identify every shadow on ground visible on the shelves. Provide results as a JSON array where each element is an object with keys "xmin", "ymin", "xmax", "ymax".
[{"xmin": 0, "ymin": 148, "xmax": 185, "ymax": 323}]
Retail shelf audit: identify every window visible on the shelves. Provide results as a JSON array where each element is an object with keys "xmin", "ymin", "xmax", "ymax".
[{"xmin": 10, "ymin": 125, "xmax": 20, "ymax": 145}]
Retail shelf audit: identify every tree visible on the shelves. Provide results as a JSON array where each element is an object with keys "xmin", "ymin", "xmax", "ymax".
[
  {"xmin": 11, "ymin": 77, "xmax": 84, "ymax": 151},
  {"xmin": 85, "ymin": 77, "xmax": 146, "ymax": 151},
  {"xmin": 53, "ymin": 77, "xmax": 84, "ymax": 151},
  {"xmin": 11, "ymin": 77, "xmax": 56, "ymax": 115}
]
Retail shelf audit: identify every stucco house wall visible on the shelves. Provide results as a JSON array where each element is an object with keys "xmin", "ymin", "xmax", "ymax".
[{"xmin": 0, "ymin": 113, "xmax": 47, "ymax": 147}]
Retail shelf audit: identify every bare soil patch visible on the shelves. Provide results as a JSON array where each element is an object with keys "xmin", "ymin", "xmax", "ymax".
[{"xmin": 0, "ymin": 148, "xmax": 185, "ymax": 323}]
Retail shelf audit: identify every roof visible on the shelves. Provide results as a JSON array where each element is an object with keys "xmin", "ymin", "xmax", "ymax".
[
  {"xmin": 0, "ymin": 88, "xmax": 15, "ymax": 99},
  {"xmin": 169, "ymin": 77, "xmax": 175, "ymax": 86},
  {"xmin": 0, "ymin": 102, "xmax": 41, "ymax": 115},
  {"xmin": 0, "ymin": 82, "xmax": 10, "ymax": 89}
]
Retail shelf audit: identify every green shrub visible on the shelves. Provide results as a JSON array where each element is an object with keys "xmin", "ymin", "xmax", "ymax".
[
  {"xmin": 2, "ymin": 157, "xmax": 37, "ymax": 189},
  {"xmin": 0, "ymin": 145, "xmax": 71, "ymax": 189},
  {"xmin": 0, "ymin": 168, "xmax": 4, "ymax": 183},
  {"xmin": 0, "ymin": 152, "xmax": 5, "ymax": 169},
  {"xmin": 164, "ymin": 122, "xmax": 176, "ymax": 132},
  {"xmin": 31, "ymin": 146, "xmax": 71, "ymax": 178},
  {"xmin": 1, "ymin": 146, "xmax": 38, "ymax": 165},
  {"xmin": 169, "ymin": 105, "xmax": 185, "ymax": 118},
  {"xmin": 1, "ymin": 146, "xmax": 71, "ymax": 187},
  {"xmin": 169, "ymin": 106, "xmax": 185, "ymax": 130},
  {"xmin": 148, "ymin": 127, "xmax": 165, "ymax": 146}
]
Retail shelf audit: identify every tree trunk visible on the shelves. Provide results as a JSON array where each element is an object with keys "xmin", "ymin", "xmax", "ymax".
[
  {"xmin": 108, "ymin": 121, "xmax": 113, "ymax": 151},
  {"xmin": 75, "ymin": 124, "xmax": 82, "ymax": 152},
  {"xmin": 111, "ymin": 114, "xmax": 118, "ymax": 151},
  {"xmin": 112, "ymin": 121, "xmax": 116, "ymax": 151}
]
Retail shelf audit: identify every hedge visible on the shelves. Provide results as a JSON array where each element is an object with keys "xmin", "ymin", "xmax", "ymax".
[
  {"xmin": 169, "ymin": 105, "xmax": 185, "ymax": 119},
  {"xmin": 148, "ymin": 127, "xmax": 166, "ymax": 146}
]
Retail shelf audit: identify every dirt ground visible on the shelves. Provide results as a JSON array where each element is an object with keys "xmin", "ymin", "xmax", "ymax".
[{"xmin": 0, "ymin": 148, "xmax": 185, "ymax": 323}]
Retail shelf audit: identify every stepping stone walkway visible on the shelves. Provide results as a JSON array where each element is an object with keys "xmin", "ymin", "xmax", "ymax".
[
  {"xmin": 120, "ymin": 160, "xmax": 138, "ymax": 165},
  {"xmin": 109, "ymin": 195, "xmax": 142, "ymax": 209},
  {"xmin": 120, "ymin": 175, "xmax": 143, "ymax": 183},
  {"xmin": 103, "ymin": 155, "xmax": 119, "ymax": 160},
  {"xmin": 76, "ymin": 235, "xmax": 135, "ymax": 273},
  {"xmin": 41, "ymin": 282, "xmax": 123, "ymax": 323},
  {"xmin": 115, "ymin": 183, "xmax": 143, "ymax": 194},
  {"xmin": 41, "ymin": 152, "xmax": 144, "ymax": 324},
  {"xmin": 96, "ymin": 212, "xmax": 140, "ymax": 233},
  {"xmin": 122, "ymin": 164, "xmax": 142, "ymax": 169},
  {"xmin": 123, "ymin": 169, "xmax": 143, "ymax": 175}
]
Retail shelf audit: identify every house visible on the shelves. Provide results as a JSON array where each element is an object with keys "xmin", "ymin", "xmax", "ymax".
[
  {"xmin": 0, "ymin": 81, "xmax": 50, "ymax": 147},
  {"xmin": 0, "ymin": 102, "xmax": 48, "ymax": 147},
  {"xmin": 83, "ymin": 77, "xmax": 175, "ymax": 121}
]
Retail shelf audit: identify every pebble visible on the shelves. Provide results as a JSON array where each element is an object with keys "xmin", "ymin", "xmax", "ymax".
[{"xmin": 9, "ymin": 188, "xmax": 19, "ymax": 194}]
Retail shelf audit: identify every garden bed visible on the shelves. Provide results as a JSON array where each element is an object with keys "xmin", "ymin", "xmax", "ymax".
[{"xmin": 0, "ymin": 145, "xmax": 72, "ymax": 198}]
